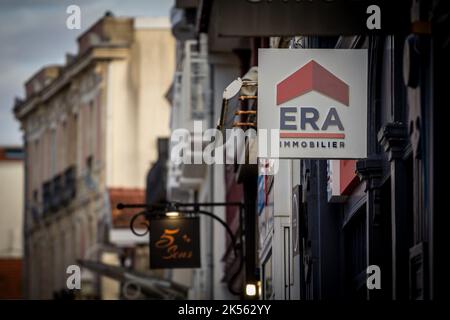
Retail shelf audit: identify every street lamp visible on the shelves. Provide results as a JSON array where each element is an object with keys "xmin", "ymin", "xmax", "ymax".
[
  {"xmin": 165, "ymin": 203, "xmax": 180, "ymax": 217},
  {"xmin": 165, "ymin": 211, "xmax": 180, "ymax": 218}
]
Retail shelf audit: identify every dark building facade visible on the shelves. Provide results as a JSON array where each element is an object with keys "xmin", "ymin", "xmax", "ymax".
[
  {"xmin": 171, "ymin": 0, "xmax": 447, "ymax": 300},
  {"xmin": 295, "ymin": 1, "xmax": 447, "ymax": 299}
]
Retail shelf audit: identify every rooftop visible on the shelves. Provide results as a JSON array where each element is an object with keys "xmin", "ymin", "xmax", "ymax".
[{"xmin": 0, "ymin": 146, "xmax": 24, "ymax": 161}]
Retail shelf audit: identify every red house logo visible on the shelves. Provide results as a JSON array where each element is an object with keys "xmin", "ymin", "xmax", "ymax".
[
  {"xmin": 277, "ymin": 60, "xmax": 349, "ymax": 140},
  {"xmin": 276, "ymin": 60, "xmax": 349, "ymax": 106}
]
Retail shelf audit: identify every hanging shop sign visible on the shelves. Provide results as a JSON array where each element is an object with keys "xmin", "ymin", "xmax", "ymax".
[
  {"xmin": 150, "ymin": 217, "xmax": 201, "ymax": 269},
  {"xmin": 258, "ymin": 49, "xmax": 367, "ymax": 159}
]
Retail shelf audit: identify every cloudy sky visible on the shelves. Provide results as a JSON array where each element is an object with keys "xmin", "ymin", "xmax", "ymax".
[{"xmin": 0, "ymin": 0, "xmax": 173, "ymax": 145}]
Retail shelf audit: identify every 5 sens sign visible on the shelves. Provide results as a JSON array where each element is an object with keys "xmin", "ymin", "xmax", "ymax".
[
  {"xmin": 150, "ymin": 217, "xmax": 201, "ymax": 269},
  {"xmin": 258, "ymin": 49, "xmax": 368, "ymax": 159}
]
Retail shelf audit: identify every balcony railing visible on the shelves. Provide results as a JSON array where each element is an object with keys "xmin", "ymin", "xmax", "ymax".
[
  {"xmin": 50, "ymin": 174, "xmax": 63, "ymax": 212},
  {"xmin": 42, "ymin": 181, "xmax": 52, "ymax": 216},
  {"xmin": 41, "ymin": 165, "xmax": 77, "ymax": 217},
  {"xmin": 62, "ymin": 166, "xmax": 77, "ymax": 205}
]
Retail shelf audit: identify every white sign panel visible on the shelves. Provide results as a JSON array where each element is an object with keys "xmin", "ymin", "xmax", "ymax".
[{"xmin": 258, "ymin": 49, "xmax": 367, "ymax": 159}]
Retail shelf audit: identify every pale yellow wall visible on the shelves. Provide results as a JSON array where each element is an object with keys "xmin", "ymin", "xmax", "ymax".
[
  {"xmin": 17, "ymin": 17, "xmax": 175, "ymax": 299},
  {"xmin": 100, "ymin": 252, "xmax": 120, "ymax": 300},
  {"xmin": 105, "ymin": 22, "xmax": 175, "ymax": 189},
  {"xmin": 105, "ymin": 58, "xmax": 139, "ymax": 188},
  {"xmin": 134, "ymin": 27, "xmax": 174, "ymax": 186},
  {"xmin": 0, "ymin": 161, "xmax": 24, "ymax": 258}
]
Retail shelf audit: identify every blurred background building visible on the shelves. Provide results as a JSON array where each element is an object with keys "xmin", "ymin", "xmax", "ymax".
[
  {"xmin": 13, "ymin": 13, "xmax": 175, "ymax": 299},
  {"xmin": 0, "ymin": 146, "xmax": 24, "ymax": 299}
]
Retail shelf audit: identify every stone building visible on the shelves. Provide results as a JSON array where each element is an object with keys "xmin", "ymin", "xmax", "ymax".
[{"xmin": 13, "ymin": 14, "xmax": 174, "ymax": 299}]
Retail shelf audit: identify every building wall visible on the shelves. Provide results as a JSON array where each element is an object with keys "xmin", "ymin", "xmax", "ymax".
[
  {"xmin": 210, "ymin": 61, "xmax": 237, "ymax": 300},
  {"xmin": 15, "ymin": 16, "xmax": 175, "ymax": 299},
  {"xmin": 133, "ymin": 27, "xmax": 174, "ymax": 185},
  {"xmin": 0, "ymin": 152, "xmax": 24, "ymax": 299},
  {"xmin": 21, "ymin": 61, "xmax": 106, "ymax": 298},
  {"xmin": 105, "ymin": 24, "xmax": 174, "ymax": 189},
  {"xmin": 165, "ymin": 32, "xmax": 242, "ymax": 299},
  {"xmin": 0, "ymin": 160, "xmax": 24, "ymax": 258}
]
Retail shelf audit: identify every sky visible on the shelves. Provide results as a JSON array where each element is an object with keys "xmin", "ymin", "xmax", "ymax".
[{"xmin": 0, "ymin": 0, "xmax": 173, "ymax": 146}]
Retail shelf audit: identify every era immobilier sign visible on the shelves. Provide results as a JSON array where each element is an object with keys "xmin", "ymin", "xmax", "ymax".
[{"xmin": 258, "ymin": 49, "xmax": 368, "ymax": 159}]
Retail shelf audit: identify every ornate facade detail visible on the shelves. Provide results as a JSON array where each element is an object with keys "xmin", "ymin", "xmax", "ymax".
[{"xmin": 378, "ymin": 122, "xmax": 408, "ymax": 161}]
